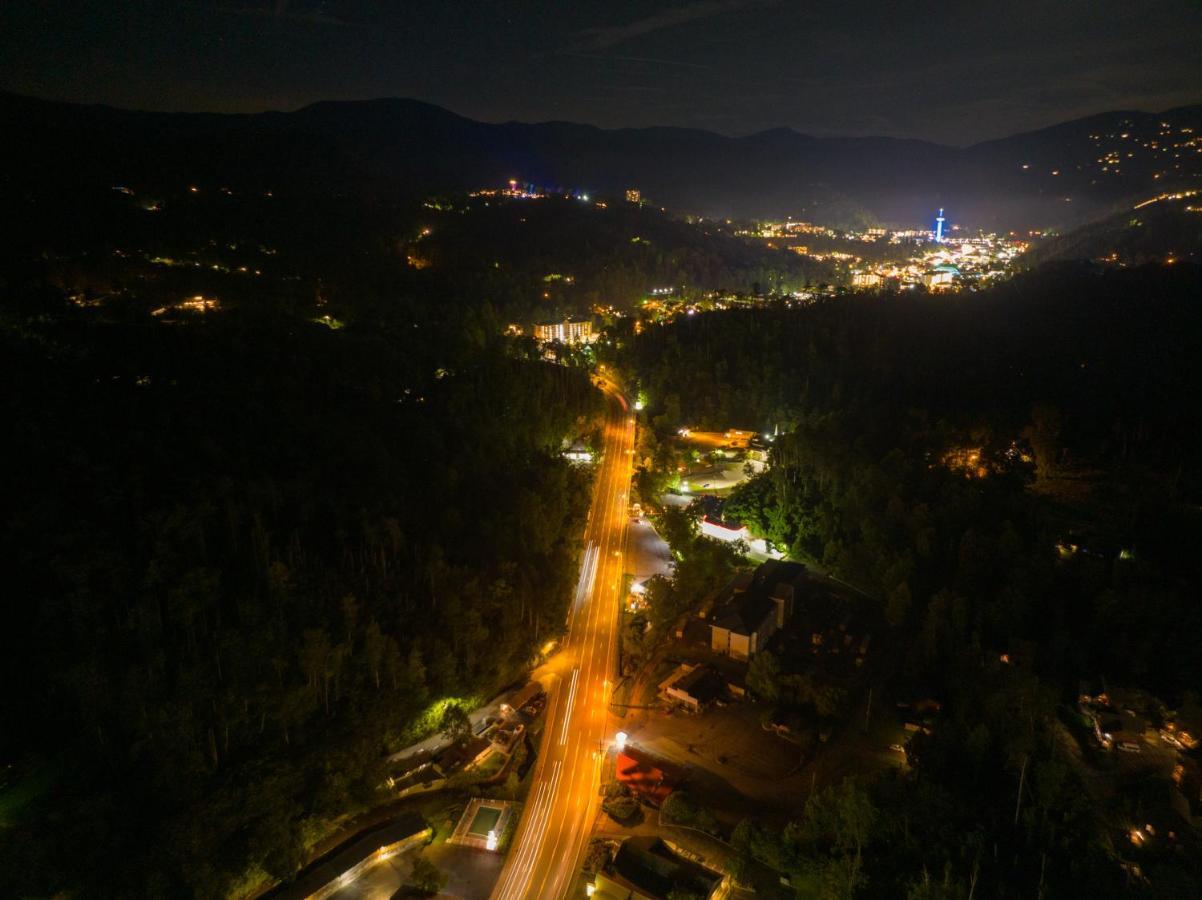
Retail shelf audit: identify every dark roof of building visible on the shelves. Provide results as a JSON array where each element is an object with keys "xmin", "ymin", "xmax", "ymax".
[
  {"xmin": 711, "ymin": 560, "xmax": 805, "ymax": 635},
  {"xmin": 267, "ymin": 813, "xmax": 429, "ymax": 899},
  {"xmin": 712, "ymin": 592, "xmax": 772, "ymax": 634},
  {"xmin": 674, "ymin": 665, "xmax": 727, "ymax": 706},
  {"xmin": 507, "ymin": 681, "xmax": 545, "ymax": 710},
  {"xmin": 753, "ymin": 559, "xmax": 806, "ymax": 591},
  {"xmin": 609, "ymin": 836, "xmax": 720, "ymax": 900},
  {"xmin": 436, "ymin": 735, "xmax": 491, "ymax": 770}
]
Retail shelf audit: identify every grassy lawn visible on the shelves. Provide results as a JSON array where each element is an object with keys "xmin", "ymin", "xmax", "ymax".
[
  {"xmin": 472, "ymin": 749, "xmax": 508, "ymax": 780},
  {"xmin": 393, "ymin": 694, "xmax": 485, "ymax": 750}
]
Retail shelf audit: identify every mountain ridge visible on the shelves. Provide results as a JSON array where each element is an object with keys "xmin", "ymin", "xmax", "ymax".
[{"xmin": 3, "ymin": 90, "xmax": 1200, "ymax": 229}]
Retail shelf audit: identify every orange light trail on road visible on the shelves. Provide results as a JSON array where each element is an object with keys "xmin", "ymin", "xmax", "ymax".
[{"xmin": 492, "ymin": 380, "xmax": 634, "ymax": 900}]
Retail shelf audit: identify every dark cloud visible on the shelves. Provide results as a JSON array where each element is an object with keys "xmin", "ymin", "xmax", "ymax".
[
  {"xmin": 558, "ymin": 51, "xmax": 712, "ymax": 71},
  {"xmin": 212, "ymin": 1, "xmax": 361, "ymax": 27},
  {"xmin": 574, "ymin": 0, "xmax": 778, "ymax": 50},
  {"xmin": 0, "ymin": 0, "xmax": 1198, "ymax": 144}
]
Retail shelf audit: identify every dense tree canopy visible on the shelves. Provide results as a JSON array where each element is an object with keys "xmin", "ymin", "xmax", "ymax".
[
  {"xmin": 0, "ymin": 291, "xmax": 602, "ymax": 895},
  {"xmin": 622, "ymin": 263, "xmax": 1202, "ymax": 700},
  {"xmin": 619, "ymin": 263, "xmax": 1202, "ymax": 895},
  {"xmin": 415, "ymin": 196, "xmax": 832, "ymax": 317}
]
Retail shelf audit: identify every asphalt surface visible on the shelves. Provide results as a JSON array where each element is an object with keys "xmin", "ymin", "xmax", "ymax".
[
  {"xmin": 490, "ymin": 380, "xmax": 635, "ymax": 900},
  {"xmin": 627, "ymin": 517, "xmax": 673, "ymax": 590}
]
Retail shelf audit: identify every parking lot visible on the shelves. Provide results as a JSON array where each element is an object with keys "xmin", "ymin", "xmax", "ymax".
[{"xmin": 620, "ymin": 703, "xmax": 813, "ymax": 818}]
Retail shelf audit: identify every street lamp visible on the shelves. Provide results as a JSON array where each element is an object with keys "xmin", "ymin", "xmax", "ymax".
[{"xmin": 615, "ymin": 731, "xmax": 628, "ymax": 752}]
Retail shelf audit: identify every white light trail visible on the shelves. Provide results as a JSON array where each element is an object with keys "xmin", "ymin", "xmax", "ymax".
[{"xmin": 559, "ymin": 668, "xmax": 580, "ymax": 745}]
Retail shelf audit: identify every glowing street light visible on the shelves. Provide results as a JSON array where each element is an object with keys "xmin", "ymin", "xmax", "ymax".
[{"xmin": 615, "ymin": 730, "xmax": 628, "ymax": 752}]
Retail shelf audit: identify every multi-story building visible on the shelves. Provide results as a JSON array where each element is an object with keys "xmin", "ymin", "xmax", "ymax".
[
  {"xmin": 707, "ymin": 561, "xmax": 804, "ymax": 660},
  {"xmin": 924, "ymin": 265, "xmax": 958, "ymax": 291},
  {"xmin": 533, "ymin": 318, "xmax": 596, "ymax": 345}
]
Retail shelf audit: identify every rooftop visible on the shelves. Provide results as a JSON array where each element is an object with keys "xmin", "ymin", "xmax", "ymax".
[
  {"xmin": 670, "ymin": 665, "xmax": 728, "ymax": 707},
  {"xmin": 710, "ymin": 560, "xmax": 805, "ymax": 635},
  {"xmin": 505, "ymin": 680, "xmax": 545, "ymax": 712},
  {"xmin": 616, "ymin": 748, "xmax": 679, "ymax": 806},
  {"xmin": 267, "ymin": 813, "xmax": 428, "ymax": 899},
  {"xmin": 607, "ymin": 836, "xmax": 720, "ymax": 900}
]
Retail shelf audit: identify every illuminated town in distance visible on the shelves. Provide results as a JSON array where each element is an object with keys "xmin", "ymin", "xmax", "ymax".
[
  {"xmin": 2, "ymin": 3, "xmax": 1201, "ymax": 899},
  {"xmin": 731, "ymin": 208, "xmax": 1028, "ymax": 294}
]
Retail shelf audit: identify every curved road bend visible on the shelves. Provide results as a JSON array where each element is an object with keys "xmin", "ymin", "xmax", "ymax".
[{"xmin": 492, "ymin": 380, "xmax": 634, "ymax": 900}]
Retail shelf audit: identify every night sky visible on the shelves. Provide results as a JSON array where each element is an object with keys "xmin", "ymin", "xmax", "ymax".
[{"xmin": 2, "ymin": 0, "xmax": 1200, "ymax": 145}]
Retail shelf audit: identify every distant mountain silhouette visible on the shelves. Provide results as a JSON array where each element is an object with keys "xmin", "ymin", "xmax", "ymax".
[{"xmin": 3, "ymin": 91, "xmax": 1200, "ymax": 229}]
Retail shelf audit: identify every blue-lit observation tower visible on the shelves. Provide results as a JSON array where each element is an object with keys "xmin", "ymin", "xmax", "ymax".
[{"xmin": 935, "ymin": 208, "xmax": 946, "ymax": 243}]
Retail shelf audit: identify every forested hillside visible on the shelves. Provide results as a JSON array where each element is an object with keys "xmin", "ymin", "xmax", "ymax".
[
  {"xmin": 623, "ymin": 263, "xmax": 1202, "ymax": 490},
  {"xmin": 414, "ymin": 196, "xmax": 831, "ymax": 315},
  {"xmin": 1021, "ymin": 193, "xmax": 1202, "ymax": 268},
  {"xmin": 621, "ymin": 264, "xmax": 1202, "ymax": 689},
  {"xmin": 6, "ymin": 176, "xmax": 823, "ymax": 330},
  {"xmin": 616, "ymin": 264, "xmax": 1202, "ymax": 895},
  {"xmin": 0, "ymin": 293, "xmax": 602, "ymax": 895}
]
